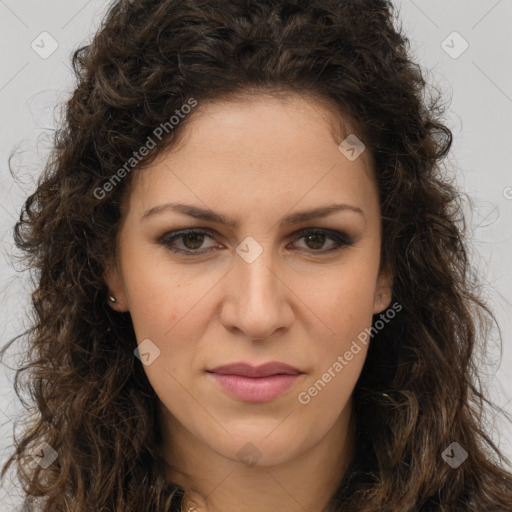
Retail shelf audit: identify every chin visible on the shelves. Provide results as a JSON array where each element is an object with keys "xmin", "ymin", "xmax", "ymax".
[{"xmin": 209, "ymin": 428, "xmax": 307, "ymax": 468}]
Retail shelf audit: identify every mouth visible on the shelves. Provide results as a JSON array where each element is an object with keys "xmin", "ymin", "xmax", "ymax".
[
  {"xmin": 206, "ymin": 362, "xmax": 304, "ymax": 402},
  {"xmin": 207, "ymin": 361, "xmax": 302, "ymax": 377}
]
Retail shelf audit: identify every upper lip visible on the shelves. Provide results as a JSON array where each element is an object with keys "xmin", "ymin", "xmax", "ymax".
[{"xmin": 207, "ymin": 362, "xmax": 302, "ymax": 377}]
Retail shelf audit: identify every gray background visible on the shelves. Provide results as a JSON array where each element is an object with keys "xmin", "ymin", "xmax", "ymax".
[{"xmin": 1, "ymin": 0, "xmax": 511, "ymax": 508}]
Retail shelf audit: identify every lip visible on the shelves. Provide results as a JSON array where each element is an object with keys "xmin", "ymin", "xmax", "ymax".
[
  {"xmin": 208, "ymin": 362, "xmax": 302, "ymax": 378},
  {"xmin": 207, "ymin": 362, "xmax": 303, "ymax": 403}
]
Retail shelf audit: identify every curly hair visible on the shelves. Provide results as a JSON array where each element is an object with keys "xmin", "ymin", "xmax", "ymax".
[{"xmin": 2, "ymin": 0, "xmax": 512, "ymax": 510}]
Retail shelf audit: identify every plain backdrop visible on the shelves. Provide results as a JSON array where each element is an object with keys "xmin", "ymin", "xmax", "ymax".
[{"xmin": 1, "ymin": 0, "xmax": 511, "ymax": 508}]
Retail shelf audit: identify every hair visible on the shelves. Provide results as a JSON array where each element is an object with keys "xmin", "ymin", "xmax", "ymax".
[{"xmin": 2, "ymin": 0, "xmax": 512, "ymax": 510}]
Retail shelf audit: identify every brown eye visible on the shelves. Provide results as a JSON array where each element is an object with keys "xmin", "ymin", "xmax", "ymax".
[
  {"xmin": 292, "ymin": 228, "xmax": 353, "ymax": 253},
  {"xmin": 303, "ymin": 232, "xmax": 327, "ymax": 250},
  {"xmin": 181, "ymin": 232, "xmax": 206, "ymax": 250},
  {"xmin": 158, "ymin": 229, "xmax": 218, "ymax": 254}
]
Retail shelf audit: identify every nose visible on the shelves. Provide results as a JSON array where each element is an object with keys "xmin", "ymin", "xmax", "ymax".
[{"xmin": 220, "ymin": 243, "xmax": 294, "ymax": 340}]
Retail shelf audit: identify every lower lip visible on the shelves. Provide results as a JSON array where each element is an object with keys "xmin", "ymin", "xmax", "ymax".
[{"xmin": 208, "ymin": 372, "xmax": 302, "ymax": 402}]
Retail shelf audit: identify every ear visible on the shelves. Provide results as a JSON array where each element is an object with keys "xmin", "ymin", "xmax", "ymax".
[
  {"xmin": 104, "ymin": 259, "xmax": 129, "ymax": 312},
  {"xmin": 373, "ymin": 267, "xmax": 393, "ymax": 315}
]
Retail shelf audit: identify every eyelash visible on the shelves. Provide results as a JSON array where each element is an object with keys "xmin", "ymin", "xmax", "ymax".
[{"xmin": 158, "ymin": 228, "xmax": 354, "ymax": 256}]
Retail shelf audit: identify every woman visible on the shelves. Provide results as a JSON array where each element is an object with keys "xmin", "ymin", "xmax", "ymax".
[{"xmin": 2, "ymin": 0, "xmax": 512, "ymax": 510}]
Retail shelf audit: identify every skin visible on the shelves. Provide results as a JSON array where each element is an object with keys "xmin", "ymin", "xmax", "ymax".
[{"xmin": 105, "ymin": 93, "xmax": 392, "ymax": 512}]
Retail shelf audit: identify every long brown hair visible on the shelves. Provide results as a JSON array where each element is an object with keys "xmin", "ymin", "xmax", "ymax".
[{"xmin": 2, "ymin": 0, "xmax": 512, "ymax": 510}]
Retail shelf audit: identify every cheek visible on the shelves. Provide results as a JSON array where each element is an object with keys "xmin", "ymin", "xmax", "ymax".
[
  {"xmin": 295, "ymin": 263, "xmax": 378, "ymax": 344},
  {"xmin": 295, "ymin": 345, "xmax": 365, "ymax": 448},
  {"xmin": 294, "ymin": 270, "xmax": 374, "ymax": 433},
  {"xmin": 291, "ymin": 257, "xmax": 378, "ymax": 415},
  {"xmin": 118, "ymin": 249, "xmax": 211, "ymax": 401},
  {"xmin": 120, "ymin": 242, "xmax": 202, "ymax": 337},
  {"xmin": 306, "ymin": 296, "xmax": 372, "ymax": 392},
  {"xmin": 122, "ymin": 258, "xmax": 206, "ymax": 416}
]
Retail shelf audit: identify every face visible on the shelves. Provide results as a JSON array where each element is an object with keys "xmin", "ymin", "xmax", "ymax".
[{"xmin": 106, "ymin": 93, "xmax": 392, "ymax": 469}]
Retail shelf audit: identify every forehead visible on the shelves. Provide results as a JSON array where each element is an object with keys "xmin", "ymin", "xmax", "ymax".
[
  {"xmin": 163, "ymin": 92, "xmax": 363, "ymax": 159},
  {"xmin": 126, "ymin": 93, "xmax": 378, "ymax": 219}
]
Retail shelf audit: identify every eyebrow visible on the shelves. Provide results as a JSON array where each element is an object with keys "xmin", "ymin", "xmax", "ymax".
[{"xmin": 142, "ymin": 202, "xmax": 364, "ymax": 227}]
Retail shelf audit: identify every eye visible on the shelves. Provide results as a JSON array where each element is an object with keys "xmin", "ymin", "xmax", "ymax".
[
  {"xmin": 158, "ymin": 229, "xmax": 219, "ymax": 254},
  {"xmin": 291, "ymin": 228, "xmax": 354, "ymax": 253},
  {"xmin": 158, "ymin": 228, "xmax": 354, "ymax": 255}
]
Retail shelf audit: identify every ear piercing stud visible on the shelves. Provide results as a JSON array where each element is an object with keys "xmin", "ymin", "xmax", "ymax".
[{"xmin": 109, "ymin": 295, "xmax": 117, "ymax": 303}]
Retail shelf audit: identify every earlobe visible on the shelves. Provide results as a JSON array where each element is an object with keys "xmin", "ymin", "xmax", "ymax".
[
  {"xmin": 373, "ymin": 291, "xmax": 392, "ymax": 314},
  {"xmin": 104, "ymin": 261, "xmax": 128, "ymax": 312},
  {"xmin": 373, "ymin": 269, "xmax": 393, "ymax": 314}
]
